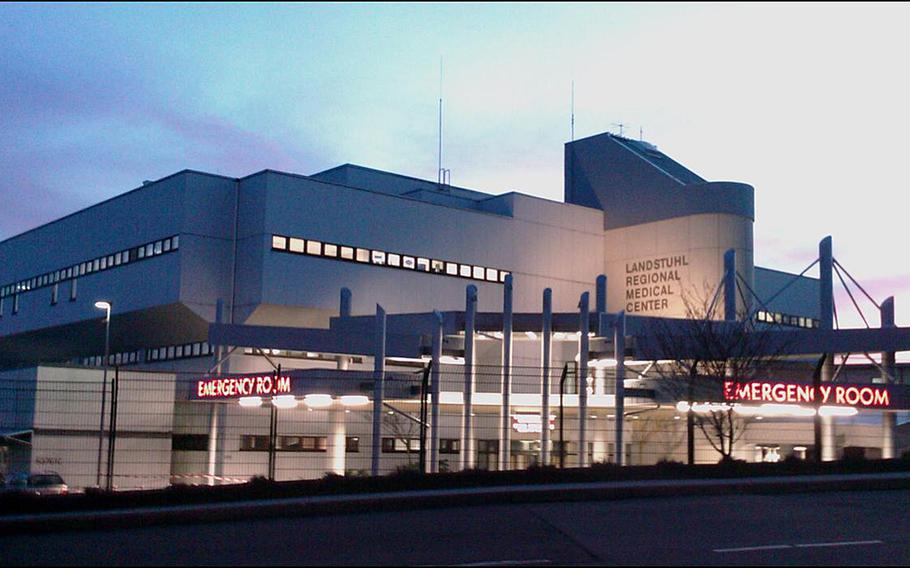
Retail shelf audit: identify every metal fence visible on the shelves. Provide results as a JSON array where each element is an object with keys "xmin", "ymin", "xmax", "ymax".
[{"xmin": 0, "ymin": 363, "xmax": 897, "ymax": 492}]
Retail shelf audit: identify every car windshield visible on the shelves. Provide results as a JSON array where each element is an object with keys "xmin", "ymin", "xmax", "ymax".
[{"xmin": 28, "ymin": 474, "xmax": 64, "ymax": 486}]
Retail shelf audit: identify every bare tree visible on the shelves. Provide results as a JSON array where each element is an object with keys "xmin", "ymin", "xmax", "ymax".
[{"xmin": 646, "ymin": 284, "xmax": 789, "ymax": 462}]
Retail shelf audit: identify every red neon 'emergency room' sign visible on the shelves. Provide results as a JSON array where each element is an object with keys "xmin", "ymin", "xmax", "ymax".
[
  {"xmin": 723, "ymin": 380, "xmax": 891, "ymax": 408},
  {"xmin": 196, "ymin": 375, "xmax": 292, "ymax": 399}
]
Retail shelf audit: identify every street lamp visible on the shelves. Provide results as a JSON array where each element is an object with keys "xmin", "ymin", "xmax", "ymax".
[{"xmin": 94, "ymin": 300, "xmax": 111, "ymax": 488}]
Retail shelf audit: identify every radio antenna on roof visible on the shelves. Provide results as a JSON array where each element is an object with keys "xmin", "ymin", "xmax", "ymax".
[
  {"xmin": 612, "ymin": 122, "xmax": 627, "ymax": 137},
  {"xmin": 436, "ymin": 57, "xmax": 450, "ymax": 187},
  {"xmin": 571, "ymin": 80, "xmax": 575, "ymax": 142}
]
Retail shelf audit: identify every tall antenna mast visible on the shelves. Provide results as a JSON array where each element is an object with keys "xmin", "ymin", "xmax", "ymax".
[
  {"xmin": 570, "ymin": 80, "xmax": 575, "ymax": 142},
  {"xmin": 639, "ymin": 126, "xmax": 643, "ymax": 141},
  {"xmin": 437, "ymin": 56, "xmax": 444, "ymax": 185}
]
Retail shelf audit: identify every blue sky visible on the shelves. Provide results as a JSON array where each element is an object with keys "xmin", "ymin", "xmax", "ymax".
[{"xmin": 2, "ymin": 3, "xmax": 909, "ymax": 326}]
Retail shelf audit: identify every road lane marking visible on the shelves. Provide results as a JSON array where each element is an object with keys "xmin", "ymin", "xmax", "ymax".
[
  {"xmin": 714, "ymin": 545, "xmax": 792, "ymax": 553},
  {"xmin": 793, "ymin": 540, "xmax": 883, "ymax": 548},
  {"xmin": 715, "ymin": 539, "xmax": 883, "ymax": 553},
  {"xmin": 451, "ymin": 561, "xmax": 552, "ymax": 566}
]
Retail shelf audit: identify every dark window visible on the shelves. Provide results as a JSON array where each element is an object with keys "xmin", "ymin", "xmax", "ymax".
[
  {"xmin": 382, "ymin": 437, "xmax": 419, "ymax": 453},
  {"xmin": 346, "ymin": 436, "xmax": 360, "ymax": 453},
  {"xmin": 240, "ymin": 435, "xmax": 270, "ymax": 451},
  {"xmin": 172, "ymin": 434, "xmax": 209, "ymax": 451},
  {"xmin": 440, "ymin": 439, "xmax": 461, "ymax": 454},
  {"xmin": 12, "ymin": 294, "xmax": 18, "ymax": 315},
  {"xmin": 279, "ymin": 436, "xmax": 327, "ymax": 452}
]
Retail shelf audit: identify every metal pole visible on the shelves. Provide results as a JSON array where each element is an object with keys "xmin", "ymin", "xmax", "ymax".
[
  {"xmin": 207, "ymin": 298, "xmax": 224, "ymax": 486},
  {"xmin": 559, "ymin": 364, "xmax": 568, "ymax": 468},
  {"xmin": 500, "ymin": 274, "xmax": 513, "ymax": 471},
  {"xmin": 268, "ymin": 364, "xmax": 280, "ymax": 481},
  {"xmin": 106, "ymin": 366, "xmax": 119, "ymax": 491},
  {"xmin": 96, "ymin": 305, "xmax": 111, "ymax": 488},
  {"xmin": 430, "ymin": 310, "xmax": 443, "ymax": 473},
  {"xmin": 724, "ymin": 249, "xmax": 736, "ymax": 321},
  {"xmin": 541, "ymin": 289, "xmax": 553, "ymax": 466},
  {"xmin": 462, "ymin": 286, "xmax": 477, "ymax": 470},
  {"xmin": 614, "ymin": 311, "xmax": 626, "ymax": 466},
  {"xmin": 371, "ymin": 304, "xmax": 386, "ymax": 476},
  {"xmin": 419, "ymin": 364, "xmax": 430, "ymax": 474},
  {"xmin": 819, "ymin": 236, "xmax": 836, "ymax": 461},
  {"xmin": 882, "ymin": 297, "xmax": 896, "ymax": 458},
  {"xmin": 578, "ymin": 292, "xmax": 590, "ymax": 467}
]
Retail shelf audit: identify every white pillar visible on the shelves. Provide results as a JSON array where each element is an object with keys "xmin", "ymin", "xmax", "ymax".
[
  {"xmin": 430, "ymin": 310, "xmax": 443, "ymax": 473},
  {"xmin": 207, "ymin": 298, "xmax": 225, "ymax": 486},
  {"xmin": 462, "ymin": 286, "xmax": 477, "ymax": 470},
  {"xmin": 371, "ymin": 304, "xmax": 386, "ymax": 476},
  {"xmin": 614, "ymin": 311, "xmax": 626, "ymax": 466},
  {"xmin": 819, "ymin": 236, "xmax": 836, "ymax": 461},
  {"xmin": 328, "ymin": 405, "xmax": 346, "ymax": 475},
  {"xmin": 882, "ymin": 296, "xmax": 896, "ymax": 459},
  {"xmin": 578, "ymin": 291, "xmax": 590, "ymax": 467},
  {"xmin": 500, "ymin": 274, "xmax": 513, "ymax": 471},
  {"xmin": 541, "ymin": 289, "xmax": 553, "ymax": 466}
]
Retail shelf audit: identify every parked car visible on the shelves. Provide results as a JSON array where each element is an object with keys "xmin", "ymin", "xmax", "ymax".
[{"xmin": 4, "ymin": 472, "xmax": 68, "ymax": 496}]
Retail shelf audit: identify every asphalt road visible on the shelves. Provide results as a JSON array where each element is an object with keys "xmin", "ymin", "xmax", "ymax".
[{"xmin": 3, "ymin": 489, "xmax": 910, "ymax": 565}]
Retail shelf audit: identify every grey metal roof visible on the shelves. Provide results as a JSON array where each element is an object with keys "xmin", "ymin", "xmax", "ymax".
[{"xmin": 609, "ymin": 135, "xmax": 706, "ymax": 185}]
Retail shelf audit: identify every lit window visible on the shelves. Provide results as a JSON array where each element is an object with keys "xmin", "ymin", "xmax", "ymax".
[
  {"xmin": 446, "ymin": 262, "xmax": 458, "ymax": 275},
  {"xmin": 192, "ymin": 343, "xmax": 201, "ymax": 356},
  {"xmin": 323, "ymin": 243, "xmax": 338, "ymax": 258},
  {"xmin": 387, "ymin": 253, "xmax": 401, "ymax": 267},
  {"xmin": 431, "ymin": 260, "xmax": 445, "ymax": 274},
  {"xmin": 175, "ymin": 345, "xmax": 184, "ymax": 358},
  {"xmin": 167, "ymin": 346, "xmax": 175, "ymax": 359},
  {"xmin": 114, "ymin": 252, "xmax": 122, "ymax": 265},
  {"xmin": 473, "ymin": 266, "xmax": 484, "ymax": 279},
  {"xmin": 355, "ymin": 248, "xmax": 370, "ymax": 263},
  {"xmin": 417, "ymin": 258, "xmax": 430, "ymax": 272},
  {"xmin": 272, "ymin": 235, "xmax": 288, "ymax": 250},
  {"xmin": 70, "ymin": 279, "xmax": 77, "ymax": 301},
  {"xmin": 499, "ymin": 271, "xmax": 510, "ymax": 283},
  {"xmin": 163, "ymin": 239, "xmax": 172, "ymax": 253},
  {"xmin": 402, "ymin": 256, "xmax": 416, "ymax": 269},
  {"xmin": 340, "ymin": 246, "xmax": 355, "ymax": 260},
  {"xmin": 138, "ymin": 246, "xmax": 146, "ymax": 259},
  {"xmin": 154, "ymin": 241, "xmax": 163, "ymax": 255},
  {"xmin": 99, "ymin": 257, "xmax": 107, "ymax": 270},
  {"xmin": 121, "ymin": 251, "xmax": 129, "ymax": 264},
  {"xmin": 372, "ymin": 251, "xmax": 386, "ymax": 265},
  {"xmin": 107, "ymin": 255, "xmax": 114, "ymax": 266},
  {"xmin": 486, "ymin": 268, "xmax": 498, "ymax": 281},
  {"xmin": 145, "ymin": 244, "xmax": 154, "ymax": 257},
  {"xmin": 459, "ymin": 264, "xmax": 471, "ymax": 277},
  {"xmin": 306, "ymin": 240, "xmax": 322, "ymax": 255},
  {"xmin": 171, "ymin": 236, "xmax": 179, "ymax": 250},
  {"xmin": 289, "ymin": 238, "xmax": 305, "ymax": 253}
]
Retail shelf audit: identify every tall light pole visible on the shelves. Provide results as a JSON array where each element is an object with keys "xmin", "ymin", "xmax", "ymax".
[{"xmin": 94, "ymin": 300, "xmax": 112, "ymax": 488}]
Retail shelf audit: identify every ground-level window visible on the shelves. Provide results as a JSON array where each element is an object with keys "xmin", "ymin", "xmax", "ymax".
[
  {"xmin": 381, "ymin": 437, "xmax": 420, "ymax": 453},
  {"xmin": 346, "ymin": 436, "xmax": 360, "ymax": 453},
  {"xmin": 279, "ymin": 436, "xmax": 327, "ymax": 452},
  {"xmin": 172, "ymin": 434, "xmax": 209, "ymax": 451},
  {"xmin": 240, "ymin": 435, "xmax": 270, "ymax": 451}
]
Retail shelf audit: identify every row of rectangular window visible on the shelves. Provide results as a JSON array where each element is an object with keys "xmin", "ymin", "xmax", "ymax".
[
  {"xmin": 755, "ymin": 310, "xmax": 819, "ymax": 329},
  {"xmin": 0, "ymin": 235, "xmax": 179, "ymax": 299},
  {"xmin": 76, "ymin": 339, "xmax": 210, "ymax": 367},
  {"xmin": 146, "ymin": 341, "xmax": 213, "ymax": 362},
  {"xmin": 79, "ymin": 350, "xmax": 143, "ymax": 367},
  {"xmin": 382, "ymin": 438, "xmax": 462, "ymax": 454},
  {"xmin": 271, "ymin": 234, "xmax": 509, "ymax": 284},
  {"xmin": 239, "ymin": 435, "xmax": 361, "ymax": 453}
]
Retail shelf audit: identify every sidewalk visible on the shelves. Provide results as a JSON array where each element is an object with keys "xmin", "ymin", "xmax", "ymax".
[{"xmin": 3, "ymin": 471, "xmax": 910, "ymax": 535}]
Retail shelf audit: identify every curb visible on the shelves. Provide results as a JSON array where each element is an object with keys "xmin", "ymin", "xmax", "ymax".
[{"xmin": 3, "ymin": 472, "xmax": 910, "ymax": 535}]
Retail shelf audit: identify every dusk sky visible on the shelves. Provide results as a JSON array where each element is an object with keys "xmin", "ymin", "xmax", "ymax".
[{"xmin": 2, "ymin": 3, "xmax": 908, "ymax": 326}]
